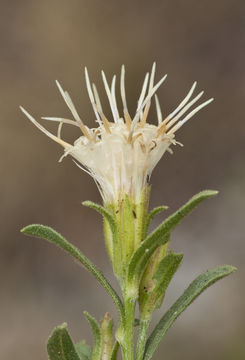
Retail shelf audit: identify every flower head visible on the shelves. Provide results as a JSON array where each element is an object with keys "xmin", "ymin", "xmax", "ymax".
[{"xmin": 20, "ymin": 63, "xmax": 213, "ymax": 203}]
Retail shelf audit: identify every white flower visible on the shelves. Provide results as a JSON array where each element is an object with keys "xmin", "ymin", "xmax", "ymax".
[{"xmin": 20, "ymin": 63, "xmax": 213, "ymax": 203}]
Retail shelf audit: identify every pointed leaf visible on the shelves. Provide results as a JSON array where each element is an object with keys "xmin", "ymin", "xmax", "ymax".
[
  {"xmin": 111, "ymin": 341, "xmax": 119, "ymax": 360},
  {"xmin": 82, "ymin": 201, "xmax": 117, "ymax": 236},
  {"xmin": 144, "ymin": 265, "xmax": 236, "ymax": 360},
  {"xmin": 47, "ymin": 323, "xmax": 80, "ymax": 360},
  {"xmin": 75, "ymin": 341, "xmax": 92, "ymax": 360},
  {"xmin": 146, "ymin": 206, "xmax": 168, "ymax": 232},
  {"xmin": 127, "ymin": 190, "xmax": 218, "ymax": 287},
  {"xmin": 139, "ymin": 252, "xmax": 183, "ymax": 319},
  {"xmin": 83, "ymin": 201, "xmax": 120, "ymax": 274},
  {"xmin": 154, "ymin": 252, "xmax": 183, "ymax": 295},
  {"xmin": 84, "ymin": 312, "xmax": 102, "ymax": 360},
  {"xmin": 21, "ymin": 224, "xmax": 124, "ymax": 322}
]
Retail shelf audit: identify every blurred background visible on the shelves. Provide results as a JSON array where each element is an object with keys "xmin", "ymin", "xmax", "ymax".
[{"xmin": 1, "ymin": 0, "xmax": 244, "ymax": 359}]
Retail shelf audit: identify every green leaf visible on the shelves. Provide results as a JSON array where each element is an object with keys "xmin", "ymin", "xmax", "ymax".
[
  {"xmin": 154, "ymin": 252, "xmax": 183, "ymax": 295},
  {"xmin": 47, "ymin": 323, "xmax": 80, "ymax": 360},
  {"xmin": 21, "ymin": 224, "xmax": 124, "ymax": 322},
  {"xmin": 144, "ymin": 265, "xmax": 236, "ymax": 360},
  {"xmin": 111, "ymin": 341, "xmax": 119, "ymax": 360},
  {"xmin": 82, "ymin": 201, "xmax": 117, "ymax": 237},
  {"xmin": 146, "ymin": 206, "xmax": 168, "ymax": 232},
  {"xmin": 75, "ymin": 341, "xmax": 92, "ymax": 360},
  {"xmin": 82, "ymin": 201, "xmax": 122, "ymax": 277},
  {"xmin": 127, "ymin": 190, "xmax": 218, "ymax": 287},
  {"xmin": 84, "ymin": 312, "xmax": 102, "ymax": 360},
  {"xmin": 139, "ymin": 252, "xmax": 183, "ymax": 319}
]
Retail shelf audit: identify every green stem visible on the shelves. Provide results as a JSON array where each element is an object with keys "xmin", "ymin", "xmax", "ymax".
[
  {"xmin": 121, "ymin": 296, "xmax": 136, "ymax": 360},
  {"xmin": 135, "ymin": 320, "xmax": 150, "ymax": 360}
]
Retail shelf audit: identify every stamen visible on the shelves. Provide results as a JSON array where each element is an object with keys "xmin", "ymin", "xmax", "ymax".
[
  {"xmin": 120, "ymin": 65, "xmax": 132, "ymax": 128},
  {"xmin": 57, "ymin": 122, "xmax": 63, "ymax": 138},
  {"xmin": 166, "ymin": 90, "xmax": 204, "ymax": 131},
  {"xmin": 111, "ymin": 75, "xmax": 120, "ymax": 120},
  {"xmin": 154, "ymin": 95, "xmax": 162, "ymax": 125},
  {"xmin": 20, "ymin": 106, "xmax": 71, "ymax": 149},
  {"xmin": 84, "ymin": 68, "xmax": 103, "ymax": 126},
  {"xmin": 156, "ymin": 122, "xmax": 166, "ymax": 137},
  {"xmin": 56, "ymin": 80, "xmax": 92, "ymax": 140},
  {"xmin": 136, "ymin": 72, "xmax": 149, "ymax": 113},
  {"xmin": 164, "ymin": 82, "xmax": 197, "ymax": 123},
  {"xmin": 92, "ymin": 84, "xmax": 111, "ymax": 133},
  {"xmin": 41, "ymin": 117, "xmax": 80, "ymax": 127},
  {"xmin": 167, "ymin": 98, "xmax": 214, "ymax": 134},
  {"xmin": 131, "ymin": 73, "xmax": 167, "ymax": 132},
  {"xmin": 139, "ymin": 62, "xmax": 156, "ymax": 126},
  {"xmin": 101, "ymin": 71, "xmax": 119, "ymax": 123},
  {"xmin": 140, "ymin": 101, "xmax": 150, "ymax": 126},
  {"xmin": 149, "ymin": 62, "xmax": 156, "ymax": 91}
]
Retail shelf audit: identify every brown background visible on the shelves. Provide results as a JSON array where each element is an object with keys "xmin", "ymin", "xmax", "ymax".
[{"xmin": 1, "ymin": 0, "xmax": 245, "ymax": 359}]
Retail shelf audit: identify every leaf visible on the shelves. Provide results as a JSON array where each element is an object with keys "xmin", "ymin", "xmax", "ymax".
[
  {"xmin": 84, "ymin": 312, "xmax": 102, "ymax": 360},
  {"xmin": 82, "ymin": 201, "xmax": 122, "ymax": 277},
  {"xmin": 21, "ymin": 224, "xmax": 124, "ymax": 322},
  {"xmin": 153, "ymin": 252, "xmax": 183, "ymax": 296},
  {"xmin": 144, "ymin": 265, "xmax": 236, "ymax": 360},
  {"xmin": 100, "ymin": 312, "xmax": 114, "ymax": 360},
  {"xmin": 75, "ymin": 341, "xmax": 92, "ymax": 360},
  {"xmin": 146, "ymin": 206, "xmax": 168, "ymax": 232},
  {"xmin": 139, "ymin": 252, "xmax": 183, "ymax": 318},
  {"xmin": 140, "ymin": 252, "xmax": 182, "ymax": 316},
  {"xmin": 47, "ymin": 323, "xmax": 80, "ymax": 360},
  {"xmin": 110, "ymin": 341, "xmax": 119, "ymax": 360},
  {"xmin": 127, "ymin": 190, "xmax": 218, "ymax": 287},
  {"xmin": 82, "ymin": 201, "xmax": 117, "ymax": 237}
]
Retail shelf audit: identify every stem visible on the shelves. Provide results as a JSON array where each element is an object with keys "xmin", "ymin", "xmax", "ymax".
[
  {"xmin": 121, "ymin": 296, "xmax": 136, "ymax": 360},
  {"xmin": 135, "ymin": 320, "xmax": 150, "ymax": 360}
]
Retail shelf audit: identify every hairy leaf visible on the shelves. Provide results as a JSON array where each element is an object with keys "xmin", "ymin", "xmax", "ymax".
[
  {"xmin": 47, "ymin": 323, "xmax": 80, "ymax": 360},
  {"xmin": 146, "ymin": 205, "xmax": 168, "ymax": 232},
  {"xmin": 75, "ymin": 341, "xmax": 92, "ymax": 360},
  {"xmin": 127, "ymin": 190, "xmax": 218, "ymax": 287},
  {"xmin": 84, "ymin": 312, "xmax": 102, "ymax": 360},
  {"xmin": 21, "ymin": 224, "xmax": 124, "ymax": 321},
  {"xmin": 144, "ymin": 265, "xmax": 236, "ymax": 360}
]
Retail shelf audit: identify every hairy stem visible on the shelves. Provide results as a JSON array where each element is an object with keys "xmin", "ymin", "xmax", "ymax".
[
  {"xmin": 135, "ymin": 320, "xmax": 150, "ymax": 360},
  {"xmin": 121, "ymin": 294, "xmax": 136, "ymax": 360}
]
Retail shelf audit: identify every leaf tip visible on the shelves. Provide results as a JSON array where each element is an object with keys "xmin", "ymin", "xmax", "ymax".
[
  {"xmin": 224, "ymin": 265, "xmax": 237, "ymax": 274},
  {"xmin": 82, "ymin": 200, "xmax": 91, "ymax": 207},
  {"xmin": 20, "ymin": 224, "xmax": 34, "ymax": 235},
  {"xmin": 202, "ymin": 189, "xmax": 219, "ymax": 197}
]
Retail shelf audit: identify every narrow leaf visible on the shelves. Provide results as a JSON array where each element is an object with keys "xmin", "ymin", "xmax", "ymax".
[
  {"xmin": 127, "ymin": 190, "xmax": 217, "ymax": 286},
  {"xmin": 82, "ymin": 201, "xmax": 117, "ymax": 236},
  {"xmin": 21, "ymin": 224, "xmax": 124, "ymax": 322},
  {"xmin": 100, "ymin": 312, "xmax": 114, "ymax": 360},
  {"xmin": 154, "ymin": 252, "xmax": 183, "ymax": 293},
  {"xmin": 139, "ymin": 252, "xmax": 183, "ymax": 318},
  {"xmin": 75, "ymin": 341, "xmax": 92, "ymax": 360},
  {"xmin": 111, "ymin": 341, "xmax": 119, "ymax": 360},
  {"xmin": 146, "ymin": 206, "xmax": 168, "ymax": 232},
  {"xmin": 144, "ymin": 265, "xmax": 236, "ymax": 360},
  {"xmin": 83, "ymin": 201, "xmax": 120, "ymax": 275},
  {"xmin": 47, "ymin": 323, "xmax": 80, "ymax": 360},
  {"xmin": 84, "ymin": 312, "xmax": 102, "ymax": 360},
  {"xmin": 154, "ymin": 252, "xmax": 183, "ymax": 309}
]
